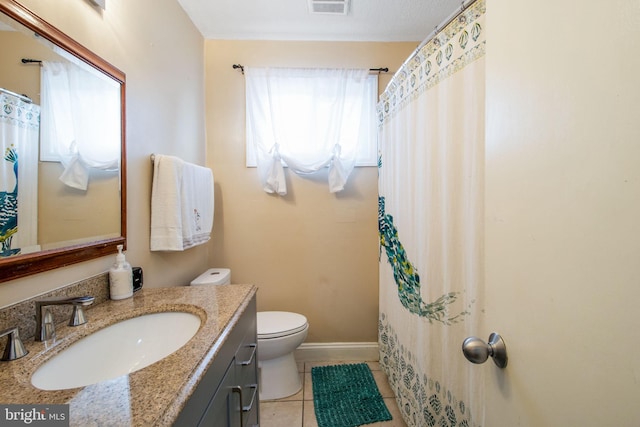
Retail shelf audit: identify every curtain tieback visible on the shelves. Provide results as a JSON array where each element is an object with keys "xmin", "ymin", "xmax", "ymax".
[
  {"xmin": 331, "ymin": 144, "xmax": 342, "ymax": 161},
  {"xmin": 269, "ymin": 143, "xmax": 282, "ymax": 160}
]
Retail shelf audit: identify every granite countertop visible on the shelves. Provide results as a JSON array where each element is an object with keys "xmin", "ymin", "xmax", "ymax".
[{"xmin": 0, "ymin": 284, "xmax": 257, "ymax": 426}]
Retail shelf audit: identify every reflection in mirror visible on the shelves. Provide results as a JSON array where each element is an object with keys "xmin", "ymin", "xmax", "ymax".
[{"xmin": 0, "ymin": 0, "xmax": 126, "ymax": 282}]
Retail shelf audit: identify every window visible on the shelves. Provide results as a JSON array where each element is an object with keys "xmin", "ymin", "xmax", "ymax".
[{"xmin": 245, "ymin": 67, "xmax": 377, "ymax": 195}]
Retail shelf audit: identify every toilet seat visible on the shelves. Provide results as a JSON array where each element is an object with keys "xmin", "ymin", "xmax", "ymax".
[{"xmin": 258, "ymin": 311, "xmax": 308, "ymax": 339}]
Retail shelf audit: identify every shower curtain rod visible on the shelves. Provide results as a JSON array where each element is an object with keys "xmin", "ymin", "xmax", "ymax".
[
  {"xmin": 416, "ymin": 0, "xmax": 479, "ymax": 52},
  {"xmin": 21, "ymin": 58, "xmax": 42, "ymax": 64},
  {"xmin": 0, "ymin": 87, "xmax": 32, "ymax": 104},
  {"xmin": 232, "ymin": 64, "xmax": 388, "ymax": 75},
  {"xmin": 383, "ymin": 0, "xmax": 478, "ymax": 95}
]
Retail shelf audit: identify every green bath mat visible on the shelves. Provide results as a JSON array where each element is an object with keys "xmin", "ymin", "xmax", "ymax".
[{"xmin": 312, "ymin": 363, "xmax": 392, "ymax": 427}]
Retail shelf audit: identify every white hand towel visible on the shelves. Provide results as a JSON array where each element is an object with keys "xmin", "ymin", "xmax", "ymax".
[
  {"xmin": 150, "ymin": 155, "xmax": 214, "ymax": 251},
  {"xmin": 180, "ymin": 160, "xmax": 214, "ymax": 249}
]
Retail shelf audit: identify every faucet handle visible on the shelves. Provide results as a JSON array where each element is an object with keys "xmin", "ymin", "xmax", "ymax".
[
  {"xmin": 69, "ymin": 303, "xmax": 91, "ymax": 326},
  {"xmin": 68, "ymin": 296, "xmax": 95, "ymax": 306},
  {"xmin": 69, "ymin": 296, "xmax": 94, "ymax": 326},
  {"xmin": 0, "ymin": 327, "xmax": 28, "ymax": 361}
]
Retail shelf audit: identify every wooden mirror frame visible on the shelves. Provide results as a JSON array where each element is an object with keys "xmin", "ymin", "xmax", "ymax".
[{"xmin": 0, "ymin": 0, "xmax": 126, "ymax": 282}]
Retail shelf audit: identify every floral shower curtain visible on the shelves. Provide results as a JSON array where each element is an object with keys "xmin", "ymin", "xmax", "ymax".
[
  {"xmin": 377, "ymin": 1, "xmax": 486, "ymax": 426},
  {"xmin": 0, "ymin": 91, "xmax": 40, "ymax": 257}
]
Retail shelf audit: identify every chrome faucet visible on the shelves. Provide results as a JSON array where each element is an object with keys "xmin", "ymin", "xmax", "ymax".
[
  {"xmin": 0, "ymin": 327, "xmax": 28, "ymax": 361},
  {"xmin": 35, "ymin": 296, "xmax": 95, "ymax": 342}
]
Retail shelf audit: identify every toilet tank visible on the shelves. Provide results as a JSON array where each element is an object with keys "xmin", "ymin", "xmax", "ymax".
[{"xmin": 190, "ymin": 268, "xmax": 231, "ymax": 286}]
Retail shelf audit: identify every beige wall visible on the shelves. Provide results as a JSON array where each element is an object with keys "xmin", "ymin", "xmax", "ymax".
[
  {"xmin": 204, "ymin": 40, "xmax": 416, "ymax": 342},
  {"xmin": 0, "ymin": 2, "xmax": 417, "ymax": 345},
  {"xmin": 38, "ymin": 165, "xmax": 121, "ymax": 248},
  {"xmin": 0, "ymin": 31, "xmax": 51, "ymax": 103},
  {"xmin": 0, "ymin": 0, "xmax": 209, "ymax": 307}
]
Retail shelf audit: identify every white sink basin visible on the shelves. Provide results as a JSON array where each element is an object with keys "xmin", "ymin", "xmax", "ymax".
[{"xmin": 31, "ymin": 311, "xmax": 201, "ymax": 391}]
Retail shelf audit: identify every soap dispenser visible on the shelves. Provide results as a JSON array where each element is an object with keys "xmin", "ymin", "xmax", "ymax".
[{"xmin": 109, "ymin": 244, "xmax": 133, "ymax": 300}]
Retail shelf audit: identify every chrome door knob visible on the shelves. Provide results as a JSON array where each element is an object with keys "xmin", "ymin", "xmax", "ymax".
[{"xmin": 462, "ymin": 332, "xmax": 508, "ymax": 368}]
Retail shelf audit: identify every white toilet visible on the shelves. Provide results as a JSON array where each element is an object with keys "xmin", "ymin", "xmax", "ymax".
[{"xmin": 190, "ymin": 268, "xmax": 309, "ymax": 401}]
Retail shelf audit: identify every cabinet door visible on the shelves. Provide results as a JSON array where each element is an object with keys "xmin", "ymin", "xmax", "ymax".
[
  {"xmin": 199, "ymin": 362, "xmax": 241, "ymax": 427},
  {"xmin": 177, "ymin": 295, "xmax": 259, "ymax": 426}
]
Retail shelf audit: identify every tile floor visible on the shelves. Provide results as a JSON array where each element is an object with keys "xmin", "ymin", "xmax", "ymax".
[{"xmin": 259, "ymin": 361, "xmax": 407, "ymax": 427}]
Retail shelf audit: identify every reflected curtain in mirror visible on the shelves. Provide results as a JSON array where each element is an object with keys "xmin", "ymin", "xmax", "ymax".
[
  {"xmin": 40, "ymin": 57, "xmax": 120, "ymax": 191},
  {"xmin": 0, "ymin": 90, "xmax": 39, "ymax": 257}
]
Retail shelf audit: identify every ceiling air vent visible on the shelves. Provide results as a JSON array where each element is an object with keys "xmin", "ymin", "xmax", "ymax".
[{"xmin": 308, "ymin": 0, "xmax": 350, "ymax": 15}]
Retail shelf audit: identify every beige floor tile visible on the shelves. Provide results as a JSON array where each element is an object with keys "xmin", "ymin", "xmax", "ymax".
[
  {"xmin": 376, "ymin": 397, "xmax": 408, "ymax": 427},
  {"xmin": 259, "ymin": 401, "xmax": 303, "ymax": 427},
  {"xmin": 368, "ymin": 361, "xmax": 381, "ymax": 371},
  {"xmin": 302, "ymin": 399, "xmax": 318, "ymax": 427},
  {"xmin": 303, "ymin": 372, "xmax": 313, "ymax": 400},
  {"xmin": 372, "ymin": 370, "xmax": 394, "ymax": 398}
]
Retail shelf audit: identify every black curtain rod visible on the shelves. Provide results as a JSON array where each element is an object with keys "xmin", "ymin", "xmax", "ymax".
[
  {"xmin": 21, "ymin": 58, "xmax": 42, "ymax": 64},
  {"xmin": 232, "ymin": 64, "xmax": 388, "ymax": 74}
]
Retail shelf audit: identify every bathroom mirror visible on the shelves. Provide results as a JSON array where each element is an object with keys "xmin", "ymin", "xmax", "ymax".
[{"xmin": 0, "ymin": 0, "xmax": 126, "ymax": 282}]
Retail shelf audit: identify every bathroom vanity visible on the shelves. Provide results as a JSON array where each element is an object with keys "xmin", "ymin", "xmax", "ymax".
[
  {"xmin": 175, "ymin": 293, "xmax": 259, "ymax": 426},
  {"xmin": 0, "ymin": 284, "xmax": 259, "ymax": 426}
]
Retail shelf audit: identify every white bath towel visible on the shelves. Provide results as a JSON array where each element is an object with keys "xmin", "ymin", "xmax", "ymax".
[{"xmin": 150, "ymin": 154, "xmax": 214, "ymax": 251}]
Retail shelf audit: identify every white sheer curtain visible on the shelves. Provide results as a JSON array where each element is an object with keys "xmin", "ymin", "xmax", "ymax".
[
  {"xmin": 245, "ymin": 67, "xmax": 371, "ymax": 195},
  {"xmin": 40, "ymin": 60, "xmax": 120, "ymax": 191}
]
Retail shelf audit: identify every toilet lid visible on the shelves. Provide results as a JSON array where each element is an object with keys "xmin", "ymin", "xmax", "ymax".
[{"xmin": 257, "ymin": 311, "xmax": 308, "ymax": 339}]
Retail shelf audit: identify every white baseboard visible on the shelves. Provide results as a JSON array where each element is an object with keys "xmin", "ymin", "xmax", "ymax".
[{"xmin": 294, "ymin": 342, "xmax": 379, "ymax": 362}]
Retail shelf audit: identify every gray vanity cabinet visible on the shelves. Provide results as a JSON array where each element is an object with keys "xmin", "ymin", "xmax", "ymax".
[{"xmin": 175, "ymin": 295, "xmax": 259, "ymax": 427}]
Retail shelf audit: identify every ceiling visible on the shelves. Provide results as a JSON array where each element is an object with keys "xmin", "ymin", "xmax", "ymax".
[{"xmin": 176, "ymin": 0, "xmax": 464, "ymax": 42}]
